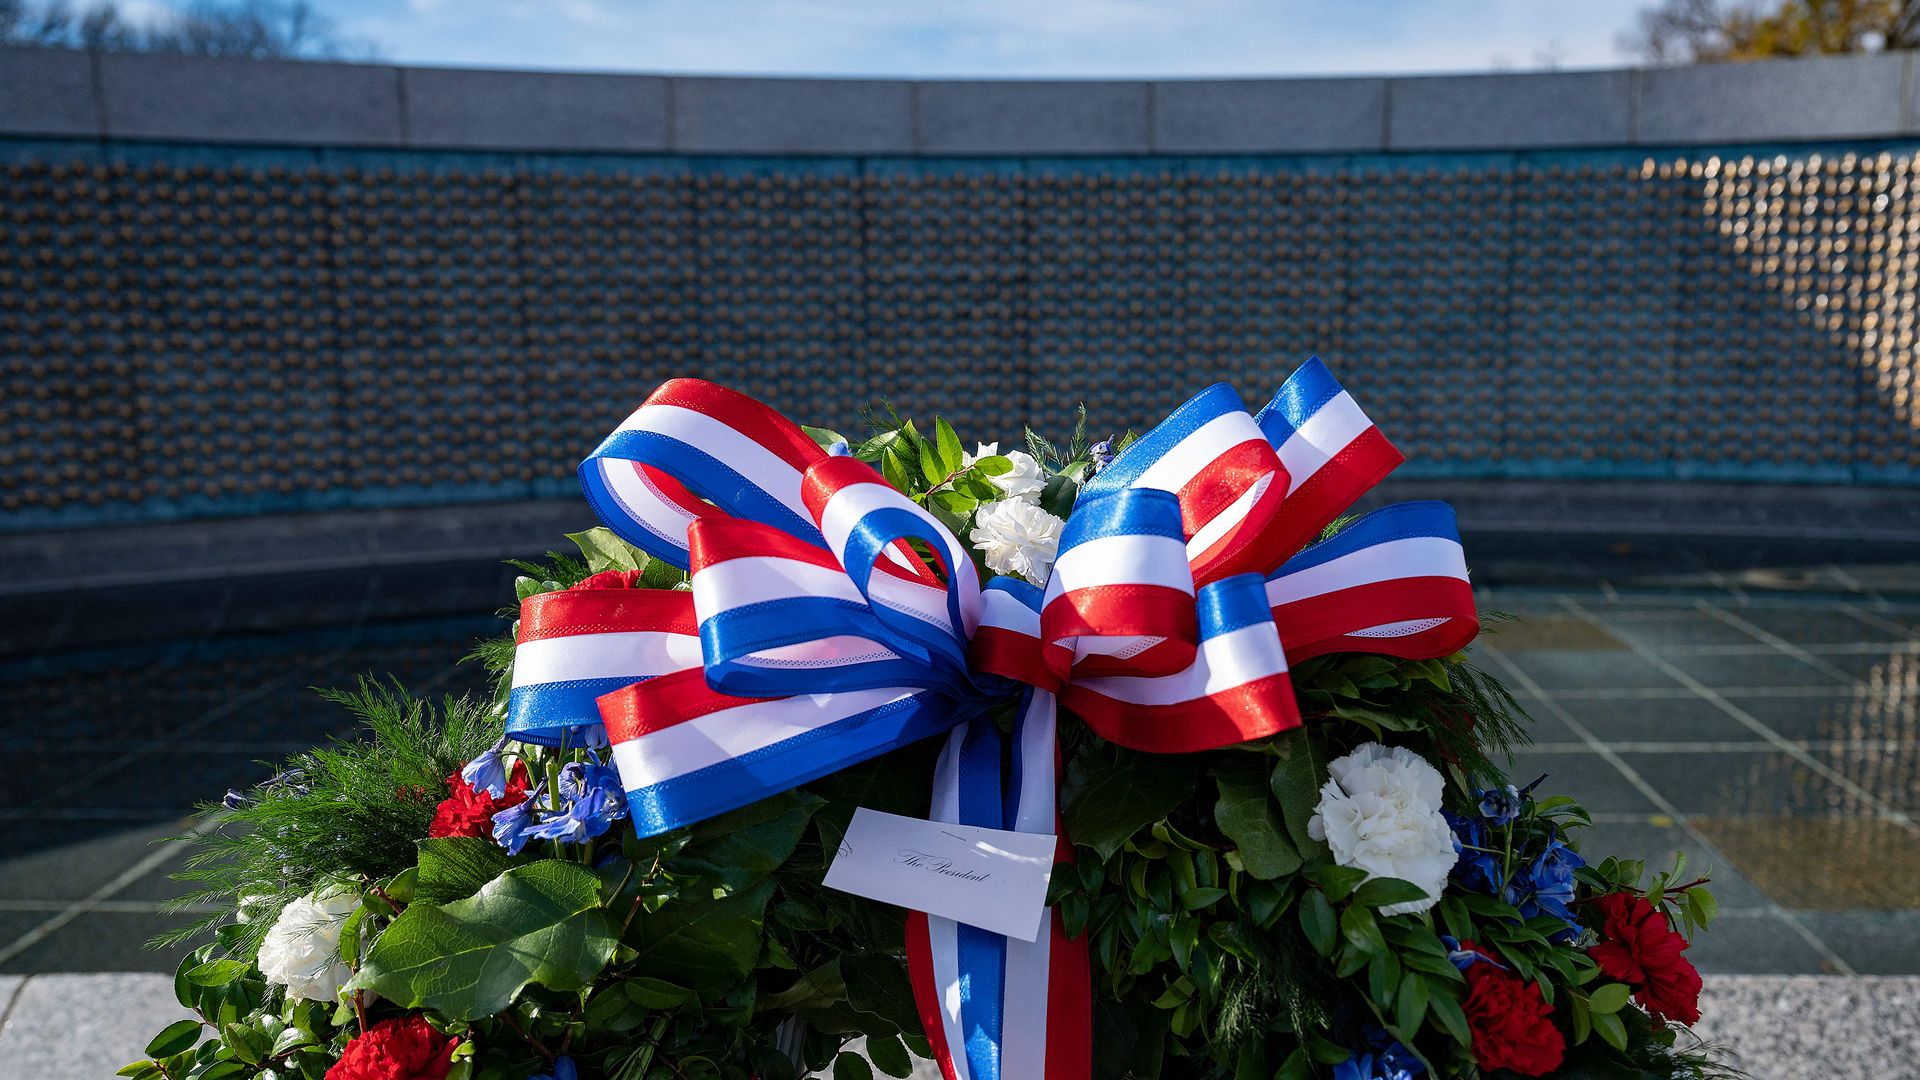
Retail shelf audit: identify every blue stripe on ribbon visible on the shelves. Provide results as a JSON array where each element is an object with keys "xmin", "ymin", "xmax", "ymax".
[
  {"xmin": 1057, "ymin": 485, "xmax": 1184, "ymax": 546},
  {"xmin": 1080, "ymin": 382, "xmax": 1246, "ymax": 499},
  {"xmin": 984, "ymin": 575, "xmax": 1044, "ymax": 614},
  {"xmin": 622, "ymin": 690, "xmax": 956, "ymax": 837},
  {"xmin": 1273, "ymin": 500, "xmax": 1463, "ymax": 577},
  {"xmin": 836, "ymin": 503, "xmax": 973, "ymax": 677},
  {"xmin": 581, "ymin": 428, "xmax": 825, "ymax": 569},
  {"xmin": 699, "ymin": 596, "xmax": 947, "ymax": 698},
  {"xmin": 1195, "ymin": 573, "xmax": 1279, "ymax": 637},
  {"xmin": 1254, "ymin": 355, "xmax": 1345, "ymax": 446},
  {"xmin": 954, "ymin": 720, "xmax": 1006, "ymax": 1080},
  {"xmin": 506, "ymin": 679, "xmax": 635, "ymax": 745}
]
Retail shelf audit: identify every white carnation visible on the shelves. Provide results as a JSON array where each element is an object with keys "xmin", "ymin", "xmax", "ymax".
[
  {"xmin": 969, "ymin": 498, "xmax": 1065, "ymax": 585},
  {"xmin": 964, "ymin": 442, "xmax": 1046, "ymax": 501},
  {"xmin": 257, "ymin": 889, "xmax": 359, "ymax": 1002},
  {"xmin": 1307, "ymin": 742, "xmax": 1457, "ymax": 916}
]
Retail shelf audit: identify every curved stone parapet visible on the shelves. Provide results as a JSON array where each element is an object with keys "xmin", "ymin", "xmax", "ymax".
[{"xmin": 1, "ymin": 49, "xmax": 1918, "ymax": 533}]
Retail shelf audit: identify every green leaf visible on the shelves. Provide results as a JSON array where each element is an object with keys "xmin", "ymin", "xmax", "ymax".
[
  {"xmin": 1313, "ymin": 865, "xmax": 1370, "ymax": 904},
  {"xmin": 624, "ymin": 878, "xmax": 775, "ymax": 996},
  {"xmin": 671, "ymin": 790, "xmax": 823, "ymax": 897},
  {"xmin": 1269, "ymin": 730, "xmax": 1331, "ymax": 860},
  {"xmin": 1212, "ymin": 759, "xmax": 1300, "ymax": 880},
  {"xmin": 932, "ymin": 417, "xmax": 965, "ymax": 476},
  {"xmin": 866, "ymin": 1033, "xmax": 914, "ymax": 1078},
  {"xmin": 1688, "ymin": 886, "xmax": 1718, "ymax": 926},
  {"xmin": 184, "ymin": 960, "xmax": 251, "ymax": 987},
  {"xmin": 1352, "ymin": 877, "xmax": 1430, "ymax": 910},
  {"xmin": 625, "ymin": 976, "xmax": 696, "ymax": 1009},
  {"xmin": 115, "ymin": 1064, "xmax": 162, "ymax": 1080},
  {"xmin": 1587, "ymin": 982, "xmax": 1633, "ymax": 1014},
  {"xmin": 1039, "ymin": 472, "xmax": 1079, "ymax": 519},
  {"xmin": 1277, "ymin": 1048, "xmax": 1312, "ymax": 1080},
  {"xmin": 1394, "ymin": 972, "xmax": 1428, "ymax": 1035},
  {"xmin": 1060, "ymin": 744, "xmax": 1203, "ymax": 861},
  {"xmin": 146, "ymin": 1020, "xmax": 203, "ymax": 1059},
  {"xmin": 348, "ymin": 860, "xmax": 617, "ymax": 1020},
  {"xmin": 221, "ymin": 1023, "xmax": 269, "ymax": 1066},
  {"xmin": 971, "ymin": 454, "xmax": 1013, "ymax": 476},
  {"xmin": 566, "ymin": 527, "xmax": 645, "ymax": 573},
  {"xmin": 834, "ymin": 1052, "xmax": 875, "ymax": 1080},
  {"xmin": 1179, "ymin": 886, "xmax": 1228, "ymax": 910},
  {"xmin": 415, "ymin": 837, "xmax": 514, "ymax": 904},
  {"xmin": 1427, "ymin": 983, "xmax": 1471, "ymax": 1045},
  {"xmin": 1298, "ymin": 889, "xmax": 1338, "ymax": 957},
  {"xmin": 802, "ymin": 424, "xmax": 848, "ymax": 451},
  {"xmin": 844, "ymin": 954, "xmax": 923, "ymax": 1038},
  {"xmin": 1340, "ymin": 903, "xmax": 1388, "ymax": 956},
  {"xmin": 1592, "ymin": 1009, "xmax": 1629, "ymax": 1051},
  {"xmin": 759, "ymin": 960, "xmax": 847, "ymax": 1013}
]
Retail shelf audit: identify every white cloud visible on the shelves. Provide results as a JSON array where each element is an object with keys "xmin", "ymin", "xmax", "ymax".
[{"xmin": 327, "ymin": 0, "xmax": 1649, "ymax": 77}]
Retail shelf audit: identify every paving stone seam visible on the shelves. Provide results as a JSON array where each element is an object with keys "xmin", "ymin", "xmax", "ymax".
[
  {"xmin": 1692, "ymin": 599, "xmax": 1868, "ymax": 686},
  {"xmin": 1477, "ymin": 641, "xmax": 1859, "ymax": 976},
  {"xmin": 1557, "ymin": 597, "xmax": 1919, "ymax": 835}
]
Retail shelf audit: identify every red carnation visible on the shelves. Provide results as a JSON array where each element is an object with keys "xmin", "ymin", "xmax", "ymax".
[
  {"xmin": 326, "ymin": 1015, "xmax": 458, "ymax": 1080},
  {"xmin": 1588, "ymin": 892, "xmax": 1704, "ymax": 1025},
  {"xmin": 573, "ymin": 569, "xmax": 644, "ymax": 591},
  {"xmin": 1458, "ymin": 941, "xmax": 1565, "ymax": 1076},
  {"xmin": 428, "ymin": 762, "xmax": 530, "ymax": 839}
]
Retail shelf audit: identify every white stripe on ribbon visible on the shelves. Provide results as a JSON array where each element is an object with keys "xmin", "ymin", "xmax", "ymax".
[
  {"xmin": 621, "ymin": 402, "xmax": 808, "ymax": 521},
  {"xmin": 999, "ymin": 693, "xmax": 1057, "ymax": 1077},
  {"xmin": 511, "ymin": 631, "xmax": 703, "ymax": 689},
  {"xmin": 1348, "ymin": 617, "xmax": 1455, "ymax": 639},
  {"xmin": 595, "ymin": 459, "xmax": 701, "ymax": 553},
  {"xmin": 1042, "ymin": 533, "xmax": 1194, "ymax": 601},
  {"xmin": 1266, "ymin": 535, "xmax": 1469, "ymax": 607},
  {"xmin": 692, "ymin": 555, "xmax": 866, "ymax": 614},
  {"xmin": 927, "ymin": 727, "xmax": 976, "ymax": 1080},
  {"xmin": 1069, "ymin": 623, "xmax": 1288, "ymax": 706},
  {"xmin": 608, "ymin": 687, "xmax": 918, "ymax": 787},
  {"xmin": 816, "ymin": 480, "xmax": 980, "ymax": 637},
  {"xmin": 727, "ymin": 634, "xmax": 905, "ymax": 668},
  {"xmin": 979, "ymin": 588, "xmax": 1043, "ymax": 635},
  {"xmin": 1274, "ymin": 390, "xmax": 1373, "ymax": 494},
  {"xmin": 1133, "ymin": 412, "xmax": 1264, "ymax": 495}
]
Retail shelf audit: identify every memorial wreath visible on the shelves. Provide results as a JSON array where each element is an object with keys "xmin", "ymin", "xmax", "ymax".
[{"xmin": 123, "ymin": 360, "xmax": 1734, "ymax": 1080}]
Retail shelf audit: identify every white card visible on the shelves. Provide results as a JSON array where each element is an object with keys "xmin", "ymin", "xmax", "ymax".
[{"xmin": 822, "ymin": 807, "xmax": 1057, "ymax": 942}]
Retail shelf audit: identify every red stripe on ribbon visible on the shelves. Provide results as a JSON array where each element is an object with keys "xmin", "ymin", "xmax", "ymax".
[
  {"xmin": 905, "ymin": 912, "xmax": 964, "ymax": 1080},
  {"xmin": 1062, "ymin": 672, "xmax": 1302, "ymax": 754},
  {"xmin": 517, "ymin": 587, "xmax": 697, "ymax": 644},
  {"xmin": 644, "ymin": 378, "xmax": 826, "ymax": 475},
  {"xmin": 597, "ymin": 667, "xmax": 770, "ymax": 743},
  {"xmin": 1270, "ymin": 576, "xmax": 1479, "ymax": 664},
  {"xmin": 1272, "ymin": 425, "xmax": 1405, "ymax": 556}
]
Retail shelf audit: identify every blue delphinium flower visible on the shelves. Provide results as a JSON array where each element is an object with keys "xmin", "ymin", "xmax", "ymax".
[
  {"xmin": 492, "ymin": 783, "xmax": 544, "ymax": 855},
  {"xmin": 1477, "ymin": 783, "xmax": 1522, "ymax": 825},
  {"xmin": 527, "ymin": 758, "xmax": 629, "ymax": 844},
  {"xmin": 1333, "ymin": 1027, "xmax": 1422, "ymax": 1080},
  {"xmin": 1445, "ymin": 811, "xmax": 1504, "ymax": 896},
  {"xmin": 529, "ymin": 1056, "xmax": 577, "ymax": 1080},
  {"xmin": 828, "ymin": 439, "xmax": 851, "ymax": 457},
  {"xmin": 460, "ymin": 737, "xmax": 512, "ymax": 798},
  {"xmin": 1088, "ymin": 438, "xmax": 1114, "ymax": 475},
  {"xmin": 1508, "ymin": 832, "xmax": 1586, "ymax": 940},
  {"xmin": 222, "ymin": 788, "xmax": 252, "ymax": 811}
]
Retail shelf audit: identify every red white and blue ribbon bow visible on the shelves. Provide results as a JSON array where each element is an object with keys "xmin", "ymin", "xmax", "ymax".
[{"xmin": 506, "ymin": 358, "xmax": 1479, "ymax": 1080}]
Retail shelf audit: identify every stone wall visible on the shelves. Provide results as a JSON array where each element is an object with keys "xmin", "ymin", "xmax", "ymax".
[{"xmin": 2, "ymin": 49, "xmax": 1917, "ymax": 529}]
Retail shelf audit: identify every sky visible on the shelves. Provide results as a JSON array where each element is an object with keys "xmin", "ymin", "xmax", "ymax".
[{"xmin": 251, "ymin": 0, "xmax": 1656, "ymax": 78}]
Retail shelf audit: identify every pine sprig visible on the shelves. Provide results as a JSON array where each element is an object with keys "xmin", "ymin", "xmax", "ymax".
[{"xmin": 155, "ymin": 681, "xmax": 498, "ymax": 953}]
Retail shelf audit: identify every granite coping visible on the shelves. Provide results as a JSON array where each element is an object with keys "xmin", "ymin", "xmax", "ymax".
[
  {"xmin": 3, "ymin": 48, "xmax": 1916, "ymax": 155},
  {"xmin": 0, "ymin": 973, "xmax": 1909, "ymax": 1080}
]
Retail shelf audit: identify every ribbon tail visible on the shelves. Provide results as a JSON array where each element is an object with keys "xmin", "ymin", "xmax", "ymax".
[{"xmin": 907, "ymin": 695, "xmax": 1091, "ymax": 1080}]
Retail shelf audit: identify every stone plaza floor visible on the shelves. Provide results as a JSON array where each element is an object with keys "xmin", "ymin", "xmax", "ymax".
[{"xmin": 0, "ymin": 524, "xmax": 1917, "ymax": 1079}]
